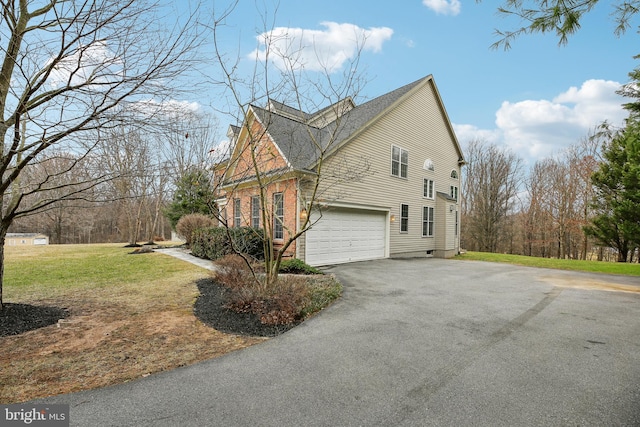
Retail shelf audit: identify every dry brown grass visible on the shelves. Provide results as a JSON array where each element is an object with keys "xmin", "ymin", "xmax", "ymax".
[{"xmin": 0, "ymin": 245, "xmax": 266, "ymax": 403}]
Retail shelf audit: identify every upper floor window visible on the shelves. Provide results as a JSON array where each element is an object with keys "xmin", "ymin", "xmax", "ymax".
[
  {"xmin": 233, "ymin": 198, "xmax": 241, "ymax": 227},
  {"xmin": 450, "ymin": 186, "xmax": 459, "ymax": 201},
  {"xmin": 450, "ymin": 170, "xmax": 458, "ymax": 179},
  {"xmin": 273, "ymin": 192, "xmax": 284, "ymax": 240},
  {"xmin": 392, "ymin": 145, "xmax": 408, "ymax": 178},
  {"xmin": 423, "ymin": 178, "xmax": 434, "ymax": 199},
  {"xmin": 400, "ymin": 204, "xmax": 409, "ymax": 233},
  {"xmin": 250, "ymin": 195, "xmax": 260, "ymax": 229}
]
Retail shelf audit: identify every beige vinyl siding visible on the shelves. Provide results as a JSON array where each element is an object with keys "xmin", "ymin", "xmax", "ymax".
[
  {"xmin": 434, "ymin": 193, "xmax": 457, "ymax": 257},
  {"xmin": 315, "ymin": 79, "xmax": 461, "ymax": 257}
]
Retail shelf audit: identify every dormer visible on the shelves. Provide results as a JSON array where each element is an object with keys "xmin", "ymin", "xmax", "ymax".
[
  {"xmin": 308, "ymin": 97, "xmax": 356, "ymax": 127},
  {"xmin": 227, "ymin": 124, "xmax": 240, "ymax": 145},
  {"xmin": 266, "ymin": 99, "xmax": 309, "ymax": 122}
]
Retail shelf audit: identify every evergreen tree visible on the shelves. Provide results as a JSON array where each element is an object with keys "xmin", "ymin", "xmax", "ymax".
[
  {"xmin": 164, "ymin": 169, "xmax": 217, "ymax": 229},
  {"xmin": 584, "ymin": 121, "xmax": 640, "ymax": 261}
]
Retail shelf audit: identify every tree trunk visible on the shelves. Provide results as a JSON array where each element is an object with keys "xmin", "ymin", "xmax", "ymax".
[
  {"xmin": 617, "ymin": 249, "xmax": 628, "ymax": 262},
  {"xmin": 0, "ymin": 227, "xmax": 7, "ymax": 310}
]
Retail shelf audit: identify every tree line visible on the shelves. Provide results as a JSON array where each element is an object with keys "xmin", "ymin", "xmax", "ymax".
[
  {"xmin": 8, "ymin": 109, "xmax": 218, "ymax": 245},
  {"xmin": 461, "ymin": 123, "xmax": 639, "ymax": 262}
]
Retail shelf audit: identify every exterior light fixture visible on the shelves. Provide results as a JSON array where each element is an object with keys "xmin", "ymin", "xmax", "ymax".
[
  {"xmin": 390, "ymin": 214, "xmax": 396, "ymax": 222},
  {"xmin": 300, "ymin": 208, "xmax": 308, "ymax": 220}
]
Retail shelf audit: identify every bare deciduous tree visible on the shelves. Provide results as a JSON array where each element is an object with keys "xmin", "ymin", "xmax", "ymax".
[
  {"xmin": 210, "ymin": 3, "xmax": 372, "ymax": 287},
  {"xmin": 0, "ymin": 0, "xmax": 205, "ymax": 309},
  {"xmin": 461, "ymin": 139, "xmax": 523, "ymax": 253},
  {"xmin": 16, "ymin": 152, "xmax": 97, "ymax": 244},
  {"xmin": 98, "ymin": 128, "xmax": 154, "ymax": 246},
  {"xmin": 161, "ymin": 110, "xmax": 220, "ymax": 183},
  {"xmin": 520, "ymin": 131, "xmax": 601, "ymax": 259}
]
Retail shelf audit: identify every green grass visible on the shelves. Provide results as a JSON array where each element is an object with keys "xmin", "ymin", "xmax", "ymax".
[
  {"xmin": 0, "ymin": 243, "xmax": 261, "ymax": 405},
  {"xmin": 3, "ymin": 243, "xmax": 207, "ymax": 302},
  {"xmin": 457, "ymin": 251, "xmax": 640, "ymax": 276}
]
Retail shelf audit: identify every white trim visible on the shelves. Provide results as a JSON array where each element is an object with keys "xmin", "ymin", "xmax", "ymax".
[
  {"xmin": 400, "ymin": 203, "xmax": 409, "ymax": 233},
  {"xmin": 423, "ymin": 178, "xmax": 435, "ymax": 200},
  {"xmin": 224, "ymin": 106, "xmax": 293, "ymax": 180},
  {"xmin": 391, "ymin": 144, "xmax": 409, "ymax": 179},
  {"xmin": 273, "ymin": 192, "xmax": 284, "ymax": 241},
  {"xmin": 305, "ymin": 206, "xmax": 389, "ymax": 265},
  {"xmin": 423, "ymin": 158, "xmax": 435, "ymax": 171},
  {"xmin": 313, "ymin": 200, "xmax": 390, "ymax": 212},
  {"xmin": 422, "ymin": 205, "xmax": 434, "ymax": 238}
]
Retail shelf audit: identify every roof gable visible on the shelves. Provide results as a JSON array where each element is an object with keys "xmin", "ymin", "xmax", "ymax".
[
  {"xmin": 229, "ymin": 75, "xmax": 464, "ymax": 176},
  {"xmin": 321, "ymin": 75, "xmax": 464, "ymax": 165},
  {"xmin": 224, "ymin": 108, "xmax": 291, "ymax": 184}
]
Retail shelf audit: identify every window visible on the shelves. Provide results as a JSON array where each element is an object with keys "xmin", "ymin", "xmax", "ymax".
[
  {"xmin": 422, "ymin": 206, "xmax": 434, "ymax": 237},
  {"xmin": 423, "ymin": 159, "xmax": 434, "ymax": 171},
  {"xmin": 250, "ymin": 196, "xmax": 260, "ymax": 229},
  {"xmin": 233, "ymin": 198, "xmax": 241, "ymax": 227},
  {"xmin": 423, "ymin": 178, "xmax": 434, "ymax": 199},
  {"xmin": 450, "ymin": 186, "xmax": 458, "ymax": 201},
  {"xmin": 221, "ymin": 204, "xmax": 228, "ymax": 227},
  {"xmin": 273, "ymin": 193, "xmax": 284, "ymax": 240},
  {"xmin": 450, "ymin": 170, "xmax": 458, "ymax": 179},
  {"xmin": 455, "ymin": 210, "xmax": 459, "ymax": 236},
  {"xmin": 392, "ymin": 145, "xmax": 408, "ymax": 178},
  {"xmin": 400, "ymin": 204, "xmax": 409, "ymax": 233}
]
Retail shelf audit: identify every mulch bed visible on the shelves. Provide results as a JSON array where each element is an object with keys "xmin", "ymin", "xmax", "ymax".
[
  {"xmin": 193, "ymin": 278, "xmax": 299, "ymax": 337},
  {"xmin": 0, "ymin": 279, "xmax": 295, "ymax": 339},
  {"xmin": 0, "ymin": 303, "xmax": 69, "ymax": 337}
]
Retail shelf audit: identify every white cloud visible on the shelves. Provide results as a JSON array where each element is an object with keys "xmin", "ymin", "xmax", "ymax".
[
  {"xmin": 210, "ymin": 139, "xmax": 231, "ymax": 164},
  {"xmin": 250, "ymin": 22, "xmax": 393, "ymax": 73},
  {"xmin": 49, "ymin": 41, "xmax": 122, "ymax": 89},
  {"xmin": 455, "ymin": 79, "xmax": 627, "ymax": 164},
  {"xmin": 131, "ymin": 99, "xmax": 201, "ymax": 119},
  {"xmin": 422, "ymin": 0, "xmax": 461, "ymax": 16},
  {"xmin": 453, "ymin": 124, "xmax": 500, "ymax": 148}
]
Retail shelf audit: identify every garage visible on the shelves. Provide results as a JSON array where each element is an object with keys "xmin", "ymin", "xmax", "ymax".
[{"xmin": 305, "ymin": 207, "xmax": 387, "ymax": 266}]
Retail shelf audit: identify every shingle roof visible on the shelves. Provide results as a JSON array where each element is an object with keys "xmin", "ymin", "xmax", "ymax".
[
  {"xmin": 251, "ymin": 75, "xmax": 431, "ymax": 171},
  {"xmin": 251, "ymin": 104, "xmax": 324, "ymax": 170}
]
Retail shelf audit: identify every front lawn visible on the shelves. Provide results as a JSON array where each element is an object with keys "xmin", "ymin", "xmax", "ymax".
[{"xmin": 0, "ymin": 244, "xmax": 265, "ymax": 403}]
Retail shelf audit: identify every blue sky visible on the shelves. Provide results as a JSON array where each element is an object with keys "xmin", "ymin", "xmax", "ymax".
[{"xmin": 191, "ymin": 1, "xmax": 639, "ymax": 165}]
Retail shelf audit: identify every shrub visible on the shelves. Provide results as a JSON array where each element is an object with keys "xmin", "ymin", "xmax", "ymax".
[
  {"xmin": 213, "ymin": 255, "xmax": 342, "ymax": 326},
  {"xmin": 176, "ymin": 214, "xmax": 215, "ymax": 247},
  {"xmin": 278, "ymin": 258, "xmax": 323, "ymax": 275},
  {"xmin": 191, "ymin": 227, "xmax": 264, "ymax": 260},
  {"xmin": 214, "ymin": 254, "xmax": 257, "ymax": 296},
  {"xmin": 300, "ymin": 276, "xmax": 343, "ymax": 319},
  {"xmin": 258, "ymin": 276, "xmax": 311, "ymax": 325}
]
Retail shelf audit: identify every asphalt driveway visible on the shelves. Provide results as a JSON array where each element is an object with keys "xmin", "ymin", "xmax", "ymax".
[{"xmin": 37, "ymin": 258, "xmax": 640, "ymax": 426}]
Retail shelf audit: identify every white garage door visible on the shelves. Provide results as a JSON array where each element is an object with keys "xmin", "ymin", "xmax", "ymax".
[{"xmin": 305, "ymin": 208, "xmax": 386, "ymax": 266}]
